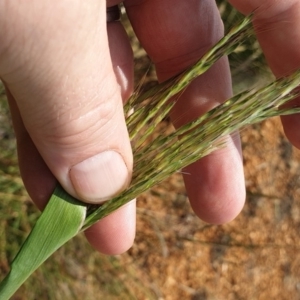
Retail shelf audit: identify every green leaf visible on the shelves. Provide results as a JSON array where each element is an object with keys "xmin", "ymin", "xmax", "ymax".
[{"xmin": 0, "ymin": 186, "xmax": 86, "ymax": 299}]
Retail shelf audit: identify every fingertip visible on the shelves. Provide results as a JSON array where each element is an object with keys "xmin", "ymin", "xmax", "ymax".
[
  {"xmin": 190, "ymin": 178, "xmax": 246, "ymax": 225},
  {"xmin": 186, "ymin": 165, "xmax": 246, "ymax": 225},
  {"xmin": 84, "ymin": 199, "xmax": 136, "ymax": 255},
  {"xmin": 184, "ymin": 136, "xmax": 246, "ymax": 225}
]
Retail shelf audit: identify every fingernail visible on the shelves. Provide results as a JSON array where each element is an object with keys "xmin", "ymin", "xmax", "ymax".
[{"xmin": 70, "ymin": 151, "xmax": 130, "ymax": 203}]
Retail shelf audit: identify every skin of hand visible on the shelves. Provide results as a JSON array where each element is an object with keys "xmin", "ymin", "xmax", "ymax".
[{"xmin": 0, "ymin": 0, "xmax": 299, "ymax": 255}]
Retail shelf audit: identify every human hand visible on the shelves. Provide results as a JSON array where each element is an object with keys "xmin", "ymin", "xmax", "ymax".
[
  {"xmin": 0, "ymin": 0, "xmax": 135, "ymax": 254},
  {"xmin": 1, "ymin": 0, "xmax": 299, "ymax": 256}
]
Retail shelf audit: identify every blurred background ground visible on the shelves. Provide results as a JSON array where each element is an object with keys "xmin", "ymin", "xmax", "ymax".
[{"xmin": 1, "ymin": 2, "xmax": 300, "ymax": 300}]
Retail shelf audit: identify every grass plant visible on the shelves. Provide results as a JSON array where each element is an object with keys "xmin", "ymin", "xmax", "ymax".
[{"xmin": 1, "ymin": 12, "xmax": 300, "ymax": 299}]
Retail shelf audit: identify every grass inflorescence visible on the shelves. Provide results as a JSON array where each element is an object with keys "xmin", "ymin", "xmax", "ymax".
[{"xmin": 83, "ymin": 15, "xmax": 300, "ymax": 228}]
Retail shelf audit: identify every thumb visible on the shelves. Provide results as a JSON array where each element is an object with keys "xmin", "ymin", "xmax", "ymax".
[{"xmin": 0, "ymin": 1, "xmax": 133, "ymax": 204}]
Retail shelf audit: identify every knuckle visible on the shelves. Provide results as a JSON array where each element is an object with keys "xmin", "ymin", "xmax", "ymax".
[{"xmin": 30, "ymin": 84, "xmax": 123, "ymax": 151}]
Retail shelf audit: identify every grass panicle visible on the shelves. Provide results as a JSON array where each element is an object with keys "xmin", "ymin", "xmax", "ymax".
[{"xmin": 84, "ymin": 68, "xmax": 300, "ymax": 228}]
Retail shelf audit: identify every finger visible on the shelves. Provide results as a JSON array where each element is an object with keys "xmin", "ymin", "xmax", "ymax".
[
  {"xmin": 85, "ymin": 9, "xmax": 136, "ymax": 253},
  {"xmin": 5, "ymin": 85, "xmax": 56, "ymax": 211},
  {"xmin": 125, "ymin": 0, "xmax": 245, "ymax": 223},
  {"xmin": 3, "ymin": 2, "xmax": 136, "ymax": 254},
  {"xmin": 171, "ymin": 60, "xmax": 245, "ymax": 224},
  {"xmin": 107, "ymin": 17, "xmax": 134, "ymax": 102},
  {"xmin": 0, "ymin": 1, "xmax": 132, "ymax": 204},
  {"xmin": 228, "ymin": 0, "xmax": 300, "ymax": 148},
  {"xmin": 84, "ymin": 199, "xmax": 136, "ymax": 255}
]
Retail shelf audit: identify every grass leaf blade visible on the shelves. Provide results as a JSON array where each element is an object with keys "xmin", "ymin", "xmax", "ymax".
[{"xmin": 0, "ymin": 186, "xmax": 86, "ymax": 299}]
